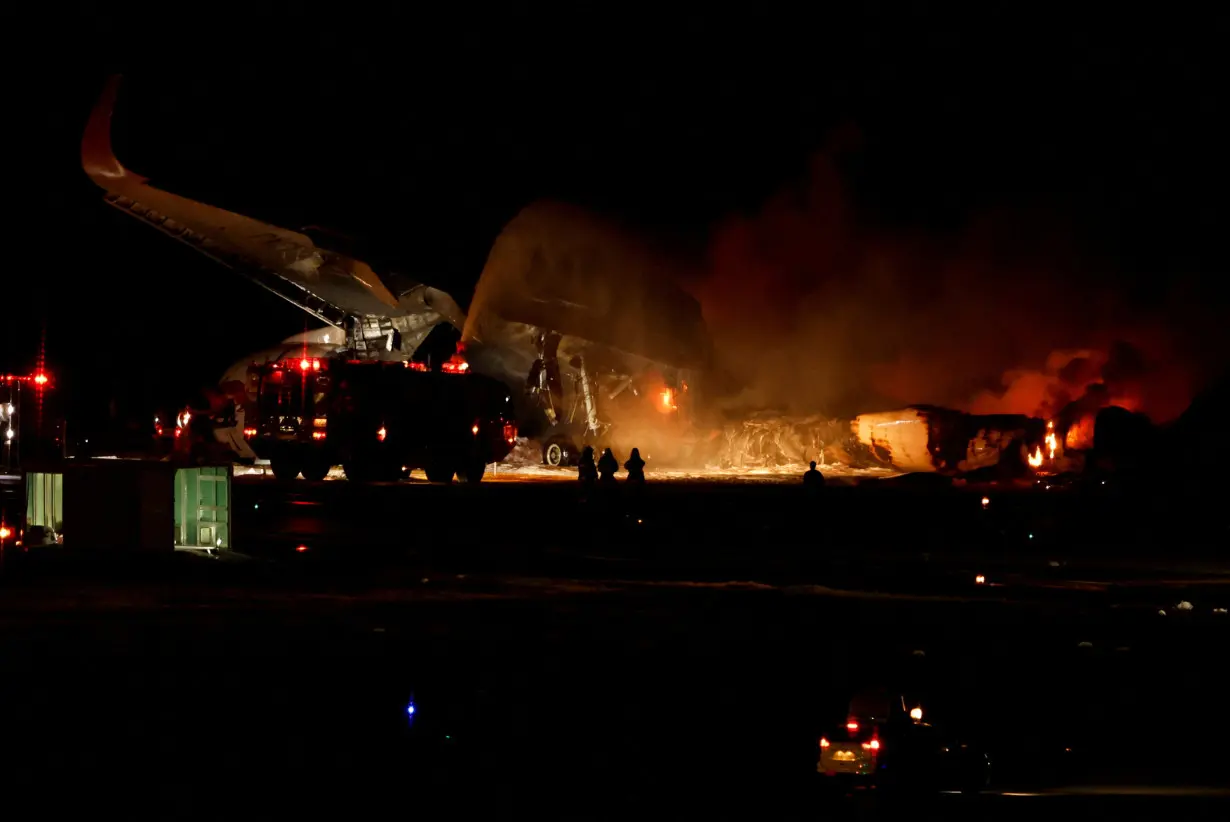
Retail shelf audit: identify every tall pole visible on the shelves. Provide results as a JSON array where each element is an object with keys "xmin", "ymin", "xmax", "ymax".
[
  {"xmin": 1, "ymin": 383, "xmax": 9, "ymax": 475},
  {"xmin": 36, "ymin": 319, "xmax": 46, "ymax": 445},
  {"xmin": 11, "ymin": 381, "xmax": 18, "ymax": 469}
]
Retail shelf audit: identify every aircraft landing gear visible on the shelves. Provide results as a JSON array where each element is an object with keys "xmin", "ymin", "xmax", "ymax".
[{"xmin": 542, "ymin": 437, "xmax": 576, "ymax": 467}]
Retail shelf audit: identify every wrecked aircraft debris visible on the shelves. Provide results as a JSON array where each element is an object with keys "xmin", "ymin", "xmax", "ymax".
[
  {"xmin": 702, "ymin": 414, "xmax": 852, "ymax": 470},
  {"xmin": 852, "ymin": 405, "xmax": 1046, "ymax": 476}
]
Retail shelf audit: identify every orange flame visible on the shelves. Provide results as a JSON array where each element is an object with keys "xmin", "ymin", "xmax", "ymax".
[
  {"xmin": 1028, "ymin": 446, "xmax": 1043, "ymax": 468},
  {"xmin": 660, "ymin": 387, "xmax": 676, "ymax": 411},
  {"xmin": 1045, "ymin": 431, "xmax": 1058, "ymax": 461}
]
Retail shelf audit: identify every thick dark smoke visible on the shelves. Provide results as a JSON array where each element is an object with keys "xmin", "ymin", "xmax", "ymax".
[
  {"xmin": 464, "ymin": 143, "xmax": 1221, "ymax": 428},
  {"xmin": 689, "ymin": 137, "xmax": 1224, "ymax": 424}
]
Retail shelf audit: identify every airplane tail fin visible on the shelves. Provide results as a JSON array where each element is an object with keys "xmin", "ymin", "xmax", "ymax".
[{"xmin": 82, "ymin": 75, "xmax": 142, "ymax": 183}]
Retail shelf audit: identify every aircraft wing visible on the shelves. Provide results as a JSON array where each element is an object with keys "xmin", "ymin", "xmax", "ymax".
[{"xmin": 82, "ymin": 77, "xmax": 401, "ymax": 324}]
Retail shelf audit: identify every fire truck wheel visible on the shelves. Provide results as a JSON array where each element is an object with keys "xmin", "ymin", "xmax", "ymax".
[
  {"xmin": 425, "ymin": 462, "xmax": 455, "ymax": 483},
  {"xmin": 343, "ymin": 461, "xmax": 370, "ymax": 482},
  {"xmin": 270, "ymin": 452, "xmax": 301, "ymax": 481},
  {"xmin": 300, "ymin": 457, "xmax": 330, "ymax": 482},
  {"xmin": 457, "ymin": 460, "xmax": 486, "ymax": 484}
]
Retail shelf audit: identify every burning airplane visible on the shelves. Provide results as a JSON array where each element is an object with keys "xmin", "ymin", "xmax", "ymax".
[
  {"xmin": 82, "ymin": 77, "xmax": 711, "ymax": 466},
  {"xmin": 83, "ymin": 77, "xmax": 1173, "ymax": 483}
]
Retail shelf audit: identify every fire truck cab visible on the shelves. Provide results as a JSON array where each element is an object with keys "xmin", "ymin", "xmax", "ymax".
[{"xmin": 246, "ymin": 351, "xmax": 517, "ymax": 483}]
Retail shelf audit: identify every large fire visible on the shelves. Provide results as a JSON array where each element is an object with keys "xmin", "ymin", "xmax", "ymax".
[
  {"xmin": 660, "ymin": 387, "xmax": 677, "ymax": 412},
  {"xmin": 1028, "ymin": 420, "xmax": 1059, "ymax": 470}
]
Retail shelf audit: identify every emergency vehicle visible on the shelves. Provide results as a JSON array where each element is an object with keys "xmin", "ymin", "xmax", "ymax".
[{"xmin": 245, "ymin": 350, "xmax": 517, "ymax": 483}]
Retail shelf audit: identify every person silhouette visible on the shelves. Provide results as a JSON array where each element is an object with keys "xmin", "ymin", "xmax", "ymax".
[
  {"xmin": 803, "ymin": 460, "xmax": 825, "ymax": 487},
  {"xmin": 578, "ymin": 445, "xmax": 598, "ymax": 485},
  {"xmin": 624, "ymin": 447, "xmax": 646, "ymax": 483},
  {"xmin": 597, "ymin": 447, "xmax": 619, "ymax": 484}
]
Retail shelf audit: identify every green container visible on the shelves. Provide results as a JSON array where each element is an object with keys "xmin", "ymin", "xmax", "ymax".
[
  {"xmin": 25, "ymin": 470, "xmax": 64, "ymax": 531},
  {"xmin": 174, "ymin": 465, "xmax": 231, "ymax": 549}
]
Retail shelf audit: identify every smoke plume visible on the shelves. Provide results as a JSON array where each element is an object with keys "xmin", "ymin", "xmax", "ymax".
[{"xmin": 689, "ymin": 134, "xmax": 1221, "ymax": 424}]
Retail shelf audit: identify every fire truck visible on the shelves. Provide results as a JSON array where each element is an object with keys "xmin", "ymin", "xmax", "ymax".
[{"xmin": 245, "ymin": 350, "xmax": 518, "ymax": 483}]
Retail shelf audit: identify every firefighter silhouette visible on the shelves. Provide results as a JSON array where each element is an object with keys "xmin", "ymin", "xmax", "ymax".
[
  {"xmin": 597, "ymin": 447, "xmax": 619, "ymax": 484},
  {"xmin": 578, "ymin": 445, "xmax": 598, "ymax": 484},
  {"xmin": 624, "ymin": 447, "xmax": 646, "ymax": 483},
  {"xmin": 803, "ymin": 460, "xmax": 825, "ymax": 487}
]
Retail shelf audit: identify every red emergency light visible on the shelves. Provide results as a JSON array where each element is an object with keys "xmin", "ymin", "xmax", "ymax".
[
  {"xmin": 298, "ymin": 358, "xmax": 321, "ymax": 371},
  {"xmin": 1, "ymin": 371, "xmax": 52, "ymax": 386},
  {"xmin": 441, "ymin": 356, "xmax": 469, "ymax": 374}
]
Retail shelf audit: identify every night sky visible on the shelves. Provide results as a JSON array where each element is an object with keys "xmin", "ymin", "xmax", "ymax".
[{"xmin": 9, "ymin": 7, "xmax": 1228, "ymax": 432}]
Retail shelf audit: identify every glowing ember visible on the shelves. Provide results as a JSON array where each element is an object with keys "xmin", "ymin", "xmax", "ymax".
[{"xmin": 975, "ymin": 574, "xmax": 986, "ymax": 585}]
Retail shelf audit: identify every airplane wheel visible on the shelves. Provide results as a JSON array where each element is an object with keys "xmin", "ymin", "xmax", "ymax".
[{"xmin": 543, "ymin": 439, "xmax": 573, "ymax": 467}]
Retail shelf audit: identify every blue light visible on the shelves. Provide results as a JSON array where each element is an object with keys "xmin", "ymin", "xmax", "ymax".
[{"xmin": 406, "ymin": 702, "xmax": 416, "ymax": 717}]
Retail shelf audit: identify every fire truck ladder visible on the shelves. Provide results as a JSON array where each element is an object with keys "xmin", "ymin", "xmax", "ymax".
[{"xmin": 102, "ymin": 193, "xmax": 350, "ymax": 330}]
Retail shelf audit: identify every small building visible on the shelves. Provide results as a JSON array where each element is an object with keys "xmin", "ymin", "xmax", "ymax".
[
  {"xmin": 21, "ymin": 458, "xmax": 232, "ymax": 552},
  {"xmin": 24, "ymin": 467, "xmax": 63, "ymax": 539}
]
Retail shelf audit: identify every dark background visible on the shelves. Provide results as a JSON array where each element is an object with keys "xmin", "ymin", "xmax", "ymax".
[{"xmin": 7, "ymin": 6, "xmax": 1227, "ymax": 431}]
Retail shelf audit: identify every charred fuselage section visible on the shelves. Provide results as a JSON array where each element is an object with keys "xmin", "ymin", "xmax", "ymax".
[{"xmin": 852, "ymin": 406, "xmax": 1046, "ymax": 477}]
